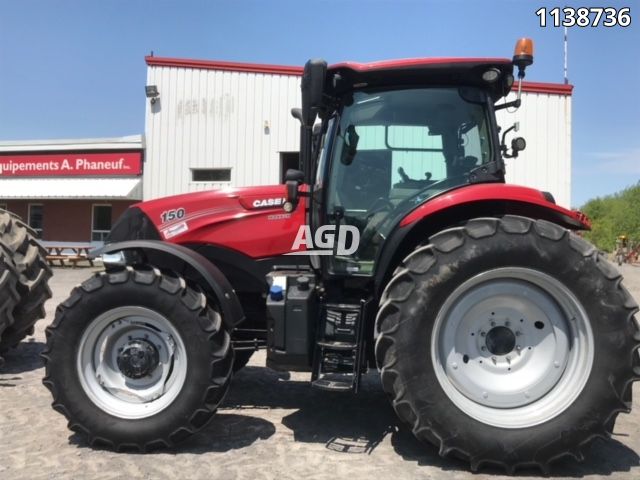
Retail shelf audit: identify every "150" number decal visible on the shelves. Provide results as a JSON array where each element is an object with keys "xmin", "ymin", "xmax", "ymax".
[{"xmin": 160, "ymin": 208, "xmax": 186, "ymax": 224}]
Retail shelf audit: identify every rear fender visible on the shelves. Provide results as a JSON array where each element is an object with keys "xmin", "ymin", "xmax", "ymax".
[
  {"xmin": 96, "ymin": 240, "xmax": 245, "ymax": 329},
  {"xmin": 374, "ymin": 186, "xmax": 591, "ymax": 297},
  {"xmin": 399, "ymin": 184, "xmax": 590, "ymax": 230}
]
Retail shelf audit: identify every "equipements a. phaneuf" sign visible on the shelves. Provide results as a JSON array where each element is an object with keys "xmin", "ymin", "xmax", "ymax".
[{"xmin": 0, "ymin": 151, "xmax": 142, "ymax": 177}]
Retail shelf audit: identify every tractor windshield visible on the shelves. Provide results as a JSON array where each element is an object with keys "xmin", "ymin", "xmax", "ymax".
[{"xmin": 325, "ymin": 86, "xmax": 493, "ymax": 275}]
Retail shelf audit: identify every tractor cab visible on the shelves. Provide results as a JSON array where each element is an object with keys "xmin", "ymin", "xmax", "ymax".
[
  {"xmin": 287, "ymin": 42, "xmax": 532, "ymax": 278},
  {"xmin": 318, "ymin": 84, "xmax": 496, "ymax": 275}
]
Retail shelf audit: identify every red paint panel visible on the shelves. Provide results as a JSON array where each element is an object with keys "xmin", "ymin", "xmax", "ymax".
[
  {"xmin": 178, "ymin": 201, "xmax": 306, "ymax": 258},
  {"xmin": 137, "ymin": 184, "xmax": 306, "ymax": 258},
  {"xmin": 329, "ymin": 57, "xmax": 511, "ymax": 71},
  {"xmin": 400, "ymin": 184, "xmax": 590, "ymax": 228},
  {"xmin": 0, "ymin": 151, "xmax": 142, "ymax": 177}
]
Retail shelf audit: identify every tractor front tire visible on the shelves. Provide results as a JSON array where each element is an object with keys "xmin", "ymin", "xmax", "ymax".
[
  {"xmin": 42, "ymin": 266, "xmax": 234, "ymax": 450},
  {"xmin": 0, "ymin": 209, "xmax": 52, "ymax": 351},
  {"xmin": 375, "ymin": 216, "xmax": 639, "ymax": 473},
  {"xmin": 232, "ymin": 349, "xmax": 255, "ymax": 373}
]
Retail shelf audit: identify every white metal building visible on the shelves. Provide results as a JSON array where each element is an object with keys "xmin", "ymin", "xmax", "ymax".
[{"xmin": 144, "ymin": 57, "xmax": 573, "ymax": 207}]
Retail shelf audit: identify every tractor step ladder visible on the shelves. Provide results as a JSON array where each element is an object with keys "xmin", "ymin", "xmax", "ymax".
[{"xmin": 311, "ymin": 302, "xmax": 366, "ymax": 392}]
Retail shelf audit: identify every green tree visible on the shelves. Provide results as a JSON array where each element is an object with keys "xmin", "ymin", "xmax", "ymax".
[{"xmin": 581, "ymin": 182, "xmax": 640, "ymax": 252}]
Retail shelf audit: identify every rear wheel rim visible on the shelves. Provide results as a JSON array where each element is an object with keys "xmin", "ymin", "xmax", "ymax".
[
  {"xmin": 77, "ymin": 306, "xmax": 187, "ymax": 419},
  {"xmin": 431, "ymin": 267, "xmax": 594, "ymax": 429}
]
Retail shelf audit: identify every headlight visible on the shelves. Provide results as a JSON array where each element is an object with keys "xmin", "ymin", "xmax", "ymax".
[{"xmin": 101, "ymin": 251, "xmax": 126, "ymax": 267}]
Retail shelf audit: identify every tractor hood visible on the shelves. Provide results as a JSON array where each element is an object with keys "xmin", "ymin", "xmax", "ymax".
[{"xmin": 107, "ymin": 184, "xmax": 307, "ymax": 259}]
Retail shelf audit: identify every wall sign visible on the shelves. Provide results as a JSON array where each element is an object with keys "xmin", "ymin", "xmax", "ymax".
[{"xmin": 0, "ymin": 151, "xmax": 142, "ymax": 177}]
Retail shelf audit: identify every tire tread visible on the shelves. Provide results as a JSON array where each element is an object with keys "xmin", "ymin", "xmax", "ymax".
[
  {"xmin": 0, "ymin": 209, "xmax": 52, "ymax": 351},
  {"xmin": 375, "ymin": 215, "xmax": 640, "ymax": 473},
  {"xmin": 41, "ymin": 266, "xmax": 233, "ymax": 451}
]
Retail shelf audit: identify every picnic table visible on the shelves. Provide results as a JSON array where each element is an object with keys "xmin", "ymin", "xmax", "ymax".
[{"xmin": 45, "ymin": 245, "xmax": 95, "ymax": 268}]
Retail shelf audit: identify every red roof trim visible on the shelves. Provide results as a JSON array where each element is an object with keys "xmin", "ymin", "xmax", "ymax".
[
  {"xmin": 145, "ymin": 56, "xmax": 573, "ymax": 95},
  {"xmin": 145, "ymin": 56, "xmax": 303, "ymax": 76},
  {"xmin": 519, "ymin": 81, "xmax": 573, "ymax": 95}
]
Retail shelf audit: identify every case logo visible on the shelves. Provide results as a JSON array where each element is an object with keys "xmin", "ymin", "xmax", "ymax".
[{"xmin": 252, "ymin": 198, "xmax": 286, "ymax": 208}]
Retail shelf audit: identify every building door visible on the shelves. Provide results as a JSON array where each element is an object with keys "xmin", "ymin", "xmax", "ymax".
[
  {"xmin": 92, "ymin": 204, "xmax": 112, "ymax": 242},
  {"xmin": 28, "ymin": 204, "xmax": 44, "ymax": 238},
  {"xmin": 279, "ymin": 152, "xmax": 300, "ymax": 183}
]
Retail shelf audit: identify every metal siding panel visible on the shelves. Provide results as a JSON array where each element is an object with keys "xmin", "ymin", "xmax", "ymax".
[
  {"xmin": 497, "ymin": 91, "xmax": 571, "ymax": 208},
  {"xmin": 564, "ymin": 96, "xmax": 572, "ymax": 207},
  {"xmin": 151, "ymin": 66, "xmax": 299, "ymax": 196}
]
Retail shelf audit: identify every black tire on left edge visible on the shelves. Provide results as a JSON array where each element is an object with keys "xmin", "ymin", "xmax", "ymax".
[
  {"xmin": 42, "ymin": 266, "xmax": 234, "ymax": 450},
  {"xmin": 375, "ymin": 216, "xmax": 640, "ymax": 473},
  {"xmin": 0, "ymin": 209, "xmax": 52, "ymax": 351},
  {"xmin": 0, "ymin": 246, "xmax": 20, "ymax": 360}
]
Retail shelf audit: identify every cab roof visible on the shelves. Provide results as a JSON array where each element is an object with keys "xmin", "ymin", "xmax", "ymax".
[{"xmin": 326, "ymin": 57, "xmax": 515, "ymax": 99}]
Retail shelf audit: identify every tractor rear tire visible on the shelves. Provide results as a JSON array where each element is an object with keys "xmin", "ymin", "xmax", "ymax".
[
  {"xmin": 375, "ymin": 216, "xmax": 640, "ymax": 473},
  {"xmin": 42, "ymin": 266, "xmax": 234, "ymax": 450},
  {"xmin": 0, "ymin": 209, "xmax": 52, "ymax": 351},
  {"xmin": 0, "ymin": 247, "xmax": 20, "ymax": 356}
]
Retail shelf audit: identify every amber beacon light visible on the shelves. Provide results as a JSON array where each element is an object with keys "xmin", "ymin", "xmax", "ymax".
[{"xmin": 513, "ymin": 38, "xmax": 534, "ymax": 69}]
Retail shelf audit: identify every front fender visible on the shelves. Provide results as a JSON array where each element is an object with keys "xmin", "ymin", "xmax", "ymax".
[{"xmin": 95, "ymin": 240, "xmax": 245, "ymax": 329}]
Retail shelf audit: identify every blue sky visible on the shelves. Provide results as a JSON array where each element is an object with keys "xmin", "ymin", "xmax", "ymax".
[{"xmin": 0, "ymin": 0, "xmax": 637, "ymax": 207}]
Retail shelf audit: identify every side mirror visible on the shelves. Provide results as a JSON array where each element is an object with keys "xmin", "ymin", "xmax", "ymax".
[
  {"xmin": 501, "ymin": 123, "xmax": 526, "ymax": 159},
  {"xmin": 291, "ymin": 108, "xmax": 303, "ymax": 123},
  {"xmin": 511, "ymin": 137, "xmax": 526, "ymax": 155},
  {"xmin": 301, "ymin": 59, "xmax": 327, "ymax": 127},
  {"xmin": 283, "ymin": 169, "xmax": 304, "ymax": 212}
]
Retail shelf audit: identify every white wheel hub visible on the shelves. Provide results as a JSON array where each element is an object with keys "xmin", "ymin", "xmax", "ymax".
[
  {"xmin": 77, "ymin": 306, "xmax": 187, "ymax": 419},
  {"xmin": 432, "ymin": 267, "xmax": 594, "ymax": 429}
]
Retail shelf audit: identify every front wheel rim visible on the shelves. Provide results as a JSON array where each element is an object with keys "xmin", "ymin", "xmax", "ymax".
[
  {"xmin": 77, "ymin": 306, "xmax": 188, "ymax": 419},
  {"xmin": 431, "ymin": 267, "xmax": 594, "ymax": 429}
]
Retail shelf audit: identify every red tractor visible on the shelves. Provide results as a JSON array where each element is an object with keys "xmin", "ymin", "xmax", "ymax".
[{"xmin": 42, "ymin": 39, "xmax": 638, "ymax": 472}]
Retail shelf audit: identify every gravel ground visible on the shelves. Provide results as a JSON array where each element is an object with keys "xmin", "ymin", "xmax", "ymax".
[{"xmin": 1, "ymin": 264, "xmax": 639, "ymax": 480}]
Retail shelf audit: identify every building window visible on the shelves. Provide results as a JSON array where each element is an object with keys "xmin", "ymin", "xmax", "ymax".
[
  {"xmin": 28, "ymin": 204, "xmax": 44, "ymax": 238},
  {"xmin": 92, "ymin": 205, "xmax": 112, "ymax": 242},
  {"xmin": 191, "ymin": 168, "xmax": 231, "ymax": 182}
]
